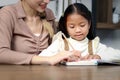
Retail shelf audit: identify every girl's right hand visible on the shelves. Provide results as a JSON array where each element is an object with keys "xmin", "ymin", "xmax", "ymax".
[{"xmin": 49, "ymin": 50, "xmax": 81, "ymax": 65}]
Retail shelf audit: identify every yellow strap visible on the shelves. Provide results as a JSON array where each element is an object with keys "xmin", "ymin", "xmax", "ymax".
[
  {"xmin": 64, "ymin": 37, "xmax": 93, "ymax": 55},
  {"xmin": 88, "ymin": 40, "xmax": 93, "ymax": 55},
  {"xmin": 64, "ymin": 39, "xmax": 69, "ymax": 51}
]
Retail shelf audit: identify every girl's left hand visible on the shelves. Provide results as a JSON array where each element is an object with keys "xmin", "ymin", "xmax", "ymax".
[{"xmin": 81, "ymin": 54, "xmax": 101, "ymax": 60}]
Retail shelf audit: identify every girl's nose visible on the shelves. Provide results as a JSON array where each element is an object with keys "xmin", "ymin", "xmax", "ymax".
[{"xmin": 75, "ymin": 27, "xmax": 81, "ymax": 32}]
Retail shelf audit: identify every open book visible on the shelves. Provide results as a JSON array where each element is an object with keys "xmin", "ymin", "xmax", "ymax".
[{"xmin": 61, "ymin": 59, "xmax": 120, "ymax": 66}]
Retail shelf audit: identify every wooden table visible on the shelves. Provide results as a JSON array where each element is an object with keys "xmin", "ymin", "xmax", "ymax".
[{"xmin": 0, "ymin": 65, "xmax": 120, "ymax": 80}]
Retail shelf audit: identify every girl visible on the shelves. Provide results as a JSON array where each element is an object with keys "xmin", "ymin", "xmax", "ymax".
[{"xmin": 39, "ymin": 3, "xmax": 120, "ymax": 62}]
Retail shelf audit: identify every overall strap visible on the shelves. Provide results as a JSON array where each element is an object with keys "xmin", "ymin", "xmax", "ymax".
[
  {"xmin": 64, "ymin": 37, "xmax": 93, "ymax": 55},
  {"xmin": 88, "ymin": 40, "xmax": 93, "ymax": 55},
  {"xmin": 64, "ymin": 38, "xmax": 69, "ymax": 51},
  {"xmin": 63, "ymin": 38, "xmax": 74, "ymax": 51}
]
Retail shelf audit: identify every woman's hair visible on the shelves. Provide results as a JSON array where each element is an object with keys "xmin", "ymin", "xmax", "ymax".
[
  {"xmin": 40, "ymin": 12, "xmax": 54, "ymax": 38},
  {"xmin": 58, "ymin": 3, "xmax": 96, "ymax": 40}
]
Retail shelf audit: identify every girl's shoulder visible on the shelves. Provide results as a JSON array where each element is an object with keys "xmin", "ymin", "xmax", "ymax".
[
  {"xmin": 92, "ymin": 36, "xmax": 100, "ymax": 50},
  {"xmin": 52, "ymin": 31, "xmax": 64, "ymax": 42},
  {"xmin": 92, "ymin": 36, "xmax": 100, "ymax": 44}
]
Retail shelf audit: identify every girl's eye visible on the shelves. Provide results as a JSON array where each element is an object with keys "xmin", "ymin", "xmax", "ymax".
[
  {"xmin": 80, "ymin": 25, "xmax": 85, "ymax": 27},
  {"xmin": 80, "ymin": 24, "xmax": 86, "ymax": 27},
  {"xmin": 69, "ymin": 25, "xmax": 74, "ymax": 28}
]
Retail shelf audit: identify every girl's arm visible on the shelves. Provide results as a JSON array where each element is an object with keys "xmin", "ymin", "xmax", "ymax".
[
  {"xmin": 96, "ymin": 43, "xmax": 120, "ymax": 61},
  {"xmin": 31, "ymin": 50, "xmax": 81, "ymax": 65}
]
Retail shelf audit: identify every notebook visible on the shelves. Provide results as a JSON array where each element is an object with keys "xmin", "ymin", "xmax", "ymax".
[{"xmin": 61, "ymin": 59, "xmax": 120, "ymax": 66}]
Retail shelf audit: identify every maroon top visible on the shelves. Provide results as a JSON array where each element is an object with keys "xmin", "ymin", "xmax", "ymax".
[{"xmin": 0, "ymin": 1, "xmax": 56, "ymax": 64}]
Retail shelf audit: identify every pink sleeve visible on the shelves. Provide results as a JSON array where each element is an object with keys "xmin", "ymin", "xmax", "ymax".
[{"xmin": 0, "ymin": 6, "xmax": 34, "ymax": 64}]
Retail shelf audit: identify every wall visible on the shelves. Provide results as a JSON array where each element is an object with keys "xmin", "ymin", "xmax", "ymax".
[
  {"xmin": 0, "ymin": 0, "xmax": 18, "ymax": 6},
  {"xmin": 97, "ymin": 29, "xmax": 120, "ymax": 50},
  {"xmin": 47, "ymin": 0, "xmax": 92, "ymax": 21}
]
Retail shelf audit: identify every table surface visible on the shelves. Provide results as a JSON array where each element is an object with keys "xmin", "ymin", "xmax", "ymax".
[{"xmin": 0, "ymin": 65, "xmax": 120, "ymax": 80}]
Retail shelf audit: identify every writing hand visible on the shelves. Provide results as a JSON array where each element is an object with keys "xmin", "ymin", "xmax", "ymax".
[{"xmin": 50, "ymin": 50, "xmax": 81, "ymax": 65}]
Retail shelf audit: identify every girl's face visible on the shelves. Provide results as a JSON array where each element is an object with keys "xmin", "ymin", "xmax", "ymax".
[
  {"xmin": 66, "ymin": 13, "xmax": 90, "ymax": 41},
  {"xmin": 23, "ymin": 0, "xmax": 50, "ymax": 12}
]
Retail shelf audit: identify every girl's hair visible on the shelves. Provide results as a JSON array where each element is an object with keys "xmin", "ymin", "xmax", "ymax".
[
  {"xmin": 58, "ymin": 3, "xmax": 96, "ymax": 40},
  {"xmin": 40, "ymin": 12, "xmax": 54, "ymax": 38}
]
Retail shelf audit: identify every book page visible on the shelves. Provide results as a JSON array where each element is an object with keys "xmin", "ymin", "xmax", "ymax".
[
  {"xmin": 63, "ymin": 59, "xmax": 98, "ymax": 66},
  {"xmin": 62, "ymin": 59, "xmax": 120, "ymax": 66}
]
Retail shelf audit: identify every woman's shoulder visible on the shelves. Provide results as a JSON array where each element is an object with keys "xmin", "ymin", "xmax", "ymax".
[
  {"xmin": 0, "ymin": 3, "xmax": 17, "ymax": 12},
  {"xmin": 45, "ymin": 8, "xmax": 55, "ymax": 20},
  {"xmin": 0, "ymin": 5, "xmax": 17, "ymax": 23},
  {"xmin": 45, "ymin": 8, "xmax": 53, "ymax": 13},
  {"xmin": 0, "ymin": 4, "xmax": 19, "ymax": 19}
]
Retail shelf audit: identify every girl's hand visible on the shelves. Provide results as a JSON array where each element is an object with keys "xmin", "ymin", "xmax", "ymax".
[
  {"xmin": 49, "ymin": 50, "xmax": 81, "ymax": 65},
  {"xmin": 82, "ymin": 54, "xmax": 101, "ymax": 60},
  {"xmin": 66, "ymin": 51, "xmax": 81, "ymax": 62}
]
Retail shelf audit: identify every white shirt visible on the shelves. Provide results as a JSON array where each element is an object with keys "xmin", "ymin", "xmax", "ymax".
[{"xmin": 39, "ymin": 31, "xmax": 120, "ymax": 61}]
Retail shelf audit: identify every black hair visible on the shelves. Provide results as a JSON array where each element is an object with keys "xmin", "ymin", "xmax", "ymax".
[{"xmin": 58, "ymin": 3, "xmax": 96, "ymax": 40}]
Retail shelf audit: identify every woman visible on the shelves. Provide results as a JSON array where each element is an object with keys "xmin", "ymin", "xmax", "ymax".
[{"xmin": 0, "ymin": 0, "xmax": 80, "ymax": 65}]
